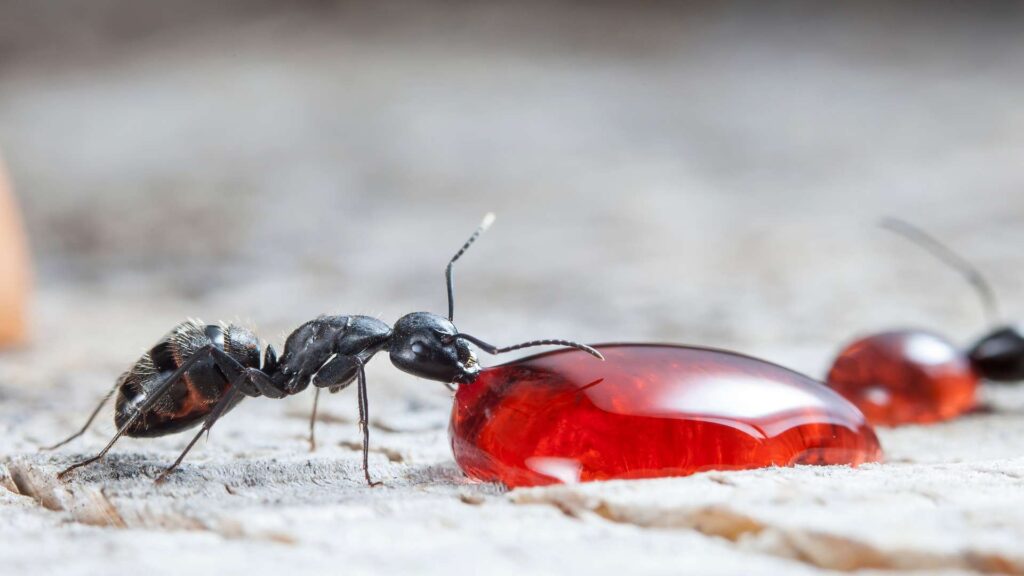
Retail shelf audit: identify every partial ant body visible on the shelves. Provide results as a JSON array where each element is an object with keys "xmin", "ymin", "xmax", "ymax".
[
  {"xmin": 878, "ymin": 218, "xmax": 1024, "ymax": 381},
  {"xmin": 48, "ymin": 214, "xmax": 602, "ymax": 485},
  {"xmin": 826, "ymin": 218, "xmax": 1023, "ymax": 424}
]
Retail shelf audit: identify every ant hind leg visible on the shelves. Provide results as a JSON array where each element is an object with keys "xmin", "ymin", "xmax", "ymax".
[
  {"xmin": 42, "ymin": 380, "xmax": 120, "ymax": 451},
  {"xmin": 155, "ymin": 386, "xmax": 242, "ymax": 484},
  {"xmin": 57, "ymin": 345, "xmax": 217, "ymax": 480}
]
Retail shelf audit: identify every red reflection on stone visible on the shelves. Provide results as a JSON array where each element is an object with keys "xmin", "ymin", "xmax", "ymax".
[
  {"xmin": 827, "ymin": 330, "xmax": 978, "ymax": 425},
  {"xmin": 450, "ymin": 344, "xmax": 882, "ymax": 487}
]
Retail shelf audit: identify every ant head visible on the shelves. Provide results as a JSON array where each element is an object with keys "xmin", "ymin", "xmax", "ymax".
[
  {"xmin": 968, "ymin": 326, "xmax": 1024, "ymax": 382},
  {"xmin": 389, "ymin": 312, "xmax": 479, "ymax": 385}
]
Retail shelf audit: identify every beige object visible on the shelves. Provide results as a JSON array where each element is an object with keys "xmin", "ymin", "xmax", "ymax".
[{"xmin": 0, "ymin": 156, "xmax": 30, "ymax": 345}]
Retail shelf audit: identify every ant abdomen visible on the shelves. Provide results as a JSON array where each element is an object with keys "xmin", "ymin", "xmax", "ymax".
[{"xmin": 114, "ymin": 320, "xmax": 259, "ymax": 438}]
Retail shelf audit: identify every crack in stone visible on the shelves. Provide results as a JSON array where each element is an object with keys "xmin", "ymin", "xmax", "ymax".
[
  {"xmin": 5, "ymin": 458, "xmax": 128, "ymax": 527},
  {"xmin": 3, "ymin": 457, "xmax": 311, "ymax": 545},
  {"xmin": 513, "ymin": 492, "xmax": 1023, "ymax": 575},
  {"xmin": 0, "ymin": 463, "xmax": 23, "ymax": 495},
  {"xmin": 8, "ymin": 462, "xmax": 66, "ymax": 513}
]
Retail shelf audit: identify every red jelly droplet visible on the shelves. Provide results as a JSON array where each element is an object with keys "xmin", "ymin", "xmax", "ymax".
[
  {"xmin": 827, "ymin": 330, "xmax": 978, "ymax": 425},
  {"xmin": 450, "ymin": 344, "xmax": 882, "ymax": 487}
]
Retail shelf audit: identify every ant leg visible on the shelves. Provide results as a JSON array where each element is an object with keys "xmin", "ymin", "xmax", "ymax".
[
  {"xmin": 355, "ymin": 360, "xmax": 380, "ymax": 487},
  {"xmin": 308, "ymin": 355, "xmax": 360, "ymax": 452},
  {"xmin": 206, "ymin": 347, "xmax": 287, "ymax": 400},
  {"xmin": 58, "ymin": 345, "xmax": 217, "ymax": 480},
  {"xmin": 42, "ymin": 380, "xmax": 120, "ymax": 451},
  {"xmin": 155, "ymin": 386, "xmax": 242, "ymax": 484},
  {"xmin": 308, "ymin": 388, "xmax": 321, "ymax": 452},
  {"xmin": 243, "ymin": 367, "xmax": 287, "ymax": 399}
]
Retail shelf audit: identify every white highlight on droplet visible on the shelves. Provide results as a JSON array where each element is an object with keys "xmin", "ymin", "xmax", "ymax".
[
  {"xmin": 525, "ymin": 457, "xmax": 582, "ymax": 484},
  {"xmin": 904, "ymin": 334, "xmax": 957, "ymax": 366},
  {"xmin": 863, "ymin": 386, "xmax": 891, "ymax": 406}
]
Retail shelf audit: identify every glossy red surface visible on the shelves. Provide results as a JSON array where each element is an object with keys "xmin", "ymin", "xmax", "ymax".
[
  {"xmin": 450, "ymin": 344, "xmax": 882, "ymax": 487},
  {"xmin": 827, "ymin": 330, "xmax": 978, "ymax": 425}
]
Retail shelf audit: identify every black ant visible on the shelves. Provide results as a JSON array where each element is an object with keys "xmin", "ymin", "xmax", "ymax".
[
  {"xmin": 47, "ymin": 214, "xmax": 602, "ymax": 485},
  {"xmin": 880, "ymin": 218, "xmax": 1024, "ymax": 381}
]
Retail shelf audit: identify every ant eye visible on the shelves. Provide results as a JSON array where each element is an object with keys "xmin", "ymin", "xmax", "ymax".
[
  {"xmin": 433, "ymin": 329, "xmax": 455, "ymax": 345},
  {"xmin": 411, "ymin": 342, "xmax": 426, "ymax": 356}
]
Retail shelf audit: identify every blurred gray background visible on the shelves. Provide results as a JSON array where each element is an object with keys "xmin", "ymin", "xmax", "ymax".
[
  {"xmin": 2, "ymin": 0, "xmax": 1024, "ymax": 373},
  {"xmin": 3, "ymin": 5, "xmax": 1024, "ymax": 574}
]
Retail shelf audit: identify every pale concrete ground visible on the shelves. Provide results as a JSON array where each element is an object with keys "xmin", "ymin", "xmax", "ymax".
[{"xmin": 1, "ymin": 2, "xmax": 1024, "ymax": 574}]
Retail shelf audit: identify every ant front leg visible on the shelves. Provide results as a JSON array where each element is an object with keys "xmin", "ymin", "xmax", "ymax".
[
  {"xmin": 355, "ymin": 359, "xmax": 380, "ymax": 487},
  {"xmin": 310, "ymin": 355, "xmax": 380, "ymax": 487}
]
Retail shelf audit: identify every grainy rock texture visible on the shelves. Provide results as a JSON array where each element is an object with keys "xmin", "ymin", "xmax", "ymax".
[{"xmin": 1, "ymin": 2, "xmax": 1024, "ymax": 575}]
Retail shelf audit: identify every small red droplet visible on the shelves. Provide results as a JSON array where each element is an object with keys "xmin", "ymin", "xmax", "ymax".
[
  {"xmin": 450, "ymin": 344, "xmax": 882, "ymax": 487},
  {"xmin": 827, "ymin": 330, "xmax": 978, "ymax": 425}
]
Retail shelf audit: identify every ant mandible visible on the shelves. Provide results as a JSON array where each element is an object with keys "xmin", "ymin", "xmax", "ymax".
[{"xmin": 47, "ymin": 213, "xmax": 603, "ymax": 485}]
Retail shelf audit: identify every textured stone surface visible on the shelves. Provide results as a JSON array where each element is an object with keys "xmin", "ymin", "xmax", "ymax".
[{"xmin": 1, "ymin": 2, "xmax": 1024, "ymax": 574}]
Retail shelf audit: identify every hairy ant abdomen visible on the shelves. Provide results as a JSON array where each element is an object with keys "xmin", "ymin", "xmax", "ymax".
[{"xmin": 115, "ymin": 321, "xmax": 259, "ymax": 437}]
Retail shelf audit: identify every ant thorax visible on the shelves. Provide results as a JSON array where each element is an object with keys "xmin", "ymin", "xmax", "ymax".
[{"xmin": 272, "ymin": 316, "xmax": 391, "ymax": 394}]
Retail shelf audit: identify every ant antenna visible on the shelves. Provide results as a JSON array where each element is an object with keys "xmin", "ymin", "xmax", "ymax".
[
  {"xmin": 881, "ymin": 217, "xmax": 1001, "ymax": 325},
  {"xmin": 456, "ymin": 333, "xmax": 605, "ymax": 361},
  {"xmin": 447, "ymin": 212, "xmax": 496, "ymax": 321}
]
